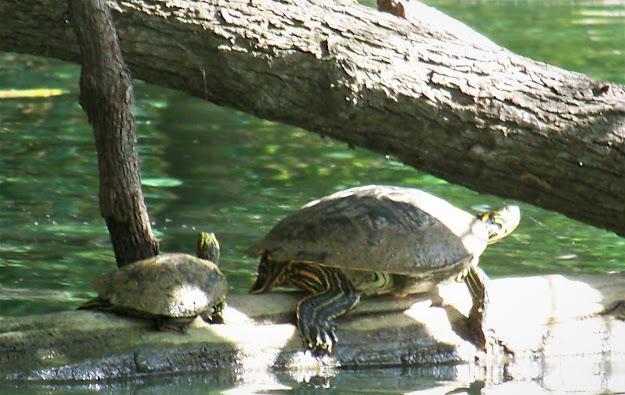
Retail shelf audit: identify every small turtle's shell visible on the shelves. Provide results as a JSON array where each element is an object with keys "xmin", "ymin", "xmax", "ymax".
[
  {"xmin": 246, "ymin": 185, "xmax": 489, "ymax": 275},
  {"xmin": 93, "ymin": 253, "xmax": 226, "ymax": 318}
]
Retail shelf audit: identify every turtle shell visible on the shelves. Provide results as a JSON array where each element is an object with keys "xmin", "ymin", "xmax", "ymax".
[
  {"xmin": 93, "ymin": 253, "xmax": 227, "ymax": 318},
  {"xmin": 246, "ymin": 185, "xmax": 489, "ymax": 276}
]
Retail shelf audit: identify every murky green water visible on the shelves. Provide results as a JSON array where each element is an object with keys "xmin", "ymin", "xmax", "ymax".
[{"xmin": 1, "ymin": 0, "xmax": 624, "ymax": 392}]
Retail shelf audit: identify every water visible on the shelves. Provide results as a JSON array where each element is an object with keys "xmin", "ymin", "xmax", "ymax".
[{"xmin": 0, "ymin": 0, "xmax": 624, "ymax": 392}]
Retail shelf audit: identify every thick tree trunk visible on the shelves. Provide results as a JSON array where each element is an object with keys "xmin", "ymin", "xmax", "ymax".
[
  {"xmin": 1, "ymin": 0, "xmax": 624, "ymax": 235},
  {"xmin": 68, "ymin": 0, "xmax": 158, "ymax": 266},
  {"xmin": 1, "ymin": 274, "xmax": 624, "ymax": 392}
]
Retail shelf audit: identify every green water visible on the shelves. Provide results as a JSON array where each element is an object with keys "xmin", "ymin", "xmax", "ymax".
[{"xmin": 0, "ymin": 0, "xmax": 624, "ymax": 392}]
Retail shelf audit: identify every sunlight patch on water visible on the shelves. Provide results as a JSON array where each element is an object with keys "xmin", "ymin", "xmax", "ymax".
[{"xmin": 141, "ymin": 177, "xmax": 184, "ymax": 187}]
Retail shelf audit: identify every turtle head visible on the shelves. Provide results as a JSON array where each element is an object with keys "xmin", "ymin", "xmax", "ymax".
[
  {"xmin": 197, "ymin": 232, "xmax": 220, "ymax": 263},
  {"xmin": 478, "ymin": 205, "xmax": 520, "ymax": 245}
]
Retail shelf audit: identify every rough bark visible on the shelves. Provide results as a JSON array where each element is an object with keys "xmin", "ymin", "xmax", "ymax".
[
  {"xmin": 1, "ymin": 0, "xmax": 625, "ymax": 236},
  {"xmin": 1, "ymin": 274, "xmax": 624, "ymax": 393},
  {"xmin": 68, "ymin": 0, "xmax": 159, "ymax": 266}
]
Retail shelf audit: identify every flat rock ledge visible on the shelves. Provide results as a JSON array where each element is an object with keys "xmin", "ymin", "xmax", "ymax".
[{"xmin": 1, "ymin": 274, "xmax": 624, "ymax": 392}]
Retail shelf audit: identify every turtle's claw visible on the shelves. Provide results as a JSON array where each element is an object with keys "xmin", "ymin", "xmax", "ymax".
[
  {"xmin": 330, "ymin": 324, "xmax": 338, "ymax": 345},
  {"xmin": 468, "ymin": 323, "xmax": 487, "ymax": 350},
  {"xmin": 304, "ymin": 323, "xmax": 337, "ymax": 355}
]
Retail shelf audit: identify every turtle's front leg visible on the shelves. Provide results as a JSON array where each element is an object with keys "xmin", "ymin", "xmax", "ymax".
[
  {"xmin": 463, "ymin": 265, "xmax": 490, "ymax": 349},
  {"xmin": 200, "ymin": 299, "xmax": 226, "ymax": 324},
  {"xmin": 295, "ymin": 266, "xmax": 360, "ymax": 355}
]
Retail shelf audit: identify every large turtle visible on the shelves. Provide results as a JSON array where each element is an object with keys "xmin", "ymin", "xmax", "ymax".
[
  {"xmin": 246, "ymin": 185, "xmax": 520, "ymax": 354},
  {"xmin": 79, "ymin": 232, "xmax": 227, "ymax": 331}
]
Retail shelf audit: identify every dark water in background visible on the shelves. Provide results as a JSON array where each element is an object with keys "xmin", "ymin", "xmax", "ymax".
[{"xmin": 0, "ymin": 0, "xmax": 624, "ymax": 392}]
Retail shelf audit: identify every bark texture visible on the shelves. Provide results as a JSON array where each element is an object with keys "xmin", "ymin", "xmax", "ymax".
[
  {"xmin": 68, "ymin": 0, "xmax": 159, "ymax": 266},
  {"xmin": 1, "ymin": 0, "xmax": 625, "ymax": 235},
  {"xmin": 0, "ymin": 274, "xmax": 624, "ymax": 393}
]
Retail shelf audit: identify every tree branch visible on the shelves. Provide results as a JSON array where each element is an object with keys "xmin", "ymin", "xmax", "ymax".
[{"xmin": 68, "ymin": 0, "xmax": 159, "ymax": 266}]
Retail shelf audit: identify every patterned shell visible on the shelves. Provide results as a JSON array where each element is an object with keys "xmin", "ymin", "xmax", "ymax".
[
  {"xmin": 246, "ymin": 185, "xmax": 489, "ymax": 275},
  {"xmin": 93, "ymin": 254, "xmax": 227, "ymax": 317}
]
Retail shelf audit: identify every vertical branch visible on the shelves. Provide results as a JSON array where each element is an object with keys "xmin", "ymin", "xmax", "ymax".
[{"xmin": 68, "ymin": 0, "xmax": 159, "ymax": 267}]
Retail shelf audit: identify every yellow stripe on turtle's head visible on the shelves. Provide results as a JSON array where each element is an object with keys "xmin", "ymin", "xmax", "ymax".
[
  {"xmin": 478, "ymin": 206, "xmax": 520, "ymax": 245},
  {"xmin": 197, "ymin": 232, "xmax": 220, "ymax": 263}
]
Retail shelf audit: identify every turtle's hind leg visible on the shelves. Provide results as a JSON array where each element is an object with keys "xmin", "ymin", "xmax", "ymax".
[
  {"xmin": 293, "ymin": 264, "xmax": 360, "ymax": 355},
  {"xmin": 250, "ymin": 253, "xmax": 288, "ymax": 294}
]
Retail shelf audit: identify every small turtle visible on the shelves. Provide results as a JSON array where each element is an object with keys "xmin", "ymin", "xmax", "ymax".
[
  {"xmin": 246, "ymin": 185, "xmax": 520, "ymax": 354},
  {"xmin": 79, "ymin": 232, "xmax": 227, "ymax": 331}
]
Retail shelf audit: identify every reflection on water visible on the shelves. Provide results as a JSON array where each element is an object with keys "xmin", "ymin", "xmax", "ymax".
[{"xmin": 0, "ymin": 0, "xmax": 624, "ymax": 392}]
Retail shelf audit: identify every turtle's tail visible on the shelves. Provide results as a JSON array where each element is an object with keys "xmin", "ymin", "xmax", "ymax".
[{"xmin": 76, "ymin": 297, "xmax": 115, "ymax": 312}]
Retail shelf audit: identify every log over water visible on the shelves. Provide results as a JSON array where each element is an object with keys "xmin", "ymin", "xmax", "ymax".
[{"xmin": 1, "ymin": 0, "xmax": 625, "ymax": 236}]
